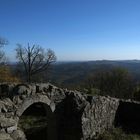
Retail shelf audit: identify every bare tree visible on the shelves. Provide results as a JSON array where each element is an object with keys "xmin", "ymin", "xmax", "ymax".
[
  {"xmin": 16, "ymin": 44, "xmax": 56, "ymax": 82},
  {"xmin": 0, "ymin": 37, "xmax": 8, "ymax": 64},
  {"xmin": 0, "ymin": 37, "xmax": 8, "ymax": 47}
]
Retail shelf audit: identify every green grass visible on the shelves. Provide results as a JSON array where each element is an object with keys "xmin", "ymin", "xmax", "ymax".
[
  {"xmin": 18, "ymin": 115, "xmax": 47, "ymax": 131},
  {"xmin": 96, "ymin": 128, "xmax": 140, "ymax": 140}
]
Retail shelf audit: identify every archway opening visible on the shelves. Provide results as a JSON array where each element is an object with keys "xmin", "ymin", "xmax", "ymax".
[
  {"xmin": 114, "ymin": 101, "xmax": 140, "ymax": 134},
  {"xmin": 55, "ymin": 95, "xmax": 83, "ymax": 140},
  {"xmin": 18, "ymin": 102, "xmax": 52, "ymax": 140}
]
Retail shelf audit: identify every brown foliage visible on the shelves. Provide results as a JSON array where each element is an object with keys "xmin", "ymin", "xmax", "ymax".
[{"xmin": 0, "ymin": 66, "xmax": 20, "ymax": 83}]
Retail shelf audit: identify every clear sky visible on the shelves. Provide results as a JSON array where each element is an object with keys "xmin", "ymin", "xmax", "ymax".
[{"xmin": 0, "ymin": 0, "xmax": 140, "ymax": 61}]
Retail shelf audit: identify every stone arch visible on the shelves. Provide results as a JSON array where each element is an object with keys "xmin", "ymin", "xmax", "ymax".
[
  {"xmin": 16, "ymin": 95, "xmax": 57, "ymax": 140},
  {"xmin": 16, "ymin": 95, "xmax": 54, "ymax": 117}
]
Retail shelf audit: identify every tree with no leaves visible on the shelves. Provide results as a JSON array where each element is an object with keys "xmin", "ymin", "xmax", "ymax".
[
  {"xmin": 16, "ymin": 44, "xmax": 56, "ymax": 82},
  {"xmin": 0, "ymin": 37, "xmax": 8, "ymax": 64}
]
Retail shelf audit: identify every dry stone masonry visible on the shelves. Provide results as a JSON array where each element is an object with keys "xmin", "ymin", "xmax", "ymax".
[{"xmin": 0, "ymin": 83, "xmax": 139, "ymax": 140}]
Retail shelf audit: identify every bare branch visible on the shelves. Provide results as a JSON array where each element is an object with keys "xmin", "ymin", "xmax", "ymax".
[
  {"xmin": 15, "ymin": 44, "xmax": 56, "ymax": 82},
  {"xmin": 0, "ymin": 37, "xmax": 8, "ymax": 64},
  {"xmin": 16, "ymin": 44, "xmax": 28, "ymax": 74},
  {"xmin": 0, "ymin": 37, "xmax": 8, "ymax": 48}
]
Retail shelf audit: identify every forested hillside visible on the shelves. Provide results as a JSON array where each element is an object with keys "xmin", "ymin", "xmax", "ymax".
[
  {"xmin": 9, "ymin": 60, "xmax": 140, "ymax": 100},
  {"xmin": 49, "ymin": 60, "xmax": 140, "ymax": 88}
]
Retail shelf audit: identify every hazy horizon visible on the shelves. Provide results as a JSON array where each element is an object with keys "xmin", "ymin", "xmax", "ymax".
[{"xmin": 8, "ymin": 59, "xmax": 140, "ymax": 64}]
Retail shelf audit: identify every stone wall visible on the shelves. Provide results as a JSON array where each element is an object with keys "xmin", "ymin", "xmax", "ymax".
[{"xmin": 0, "ymin": 83, "xmax": 139, "ymax": 140}]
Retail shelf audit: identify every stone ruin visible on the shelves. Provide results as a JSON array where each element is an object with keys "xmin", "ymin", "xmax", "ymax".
[{"xmin": 0, "ymin": 83, "xmax": 139, "ymax": 140}]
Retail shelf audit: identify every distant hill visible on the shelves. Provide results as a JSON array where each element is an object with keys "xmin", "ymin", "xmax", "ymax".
[
  {"xmin": 48, "ymin": 60, "xmax": 140, "ymax": 89},
  {"xmin": 9, "ymin": 60, "xmax": 140, "ymax": 89}
]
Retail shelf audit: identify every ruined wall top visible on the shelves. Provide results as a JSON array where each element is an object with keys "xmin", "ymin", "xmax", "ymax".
[{"xmin": 0, "ymin": 83, "xmax": 140, "ymax": 140}]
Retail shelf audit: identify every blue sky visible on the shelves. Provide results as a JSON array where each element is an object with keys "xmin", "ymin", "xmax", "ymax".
[{"xmin": 0, "ymin": 0, "xmax": 140, "ymax": 61}]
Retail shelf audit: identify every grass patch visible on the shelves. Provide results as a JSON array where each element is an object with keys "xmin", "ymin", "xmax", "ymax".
[
  {"xmin": 95, "ymin": 128, "xmax": 140, "ymax": 140},
  {"xmin": 18, "ymin": 115, "xmax": 47, "ymax": 131}
]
